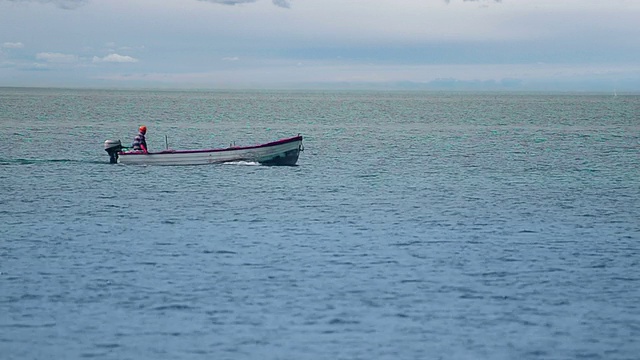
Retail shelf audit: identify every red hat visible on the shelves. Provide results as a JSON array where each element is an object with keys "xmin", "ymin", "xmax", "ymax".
[{"xmin": 139, "ymin": 125, "xmax": 147, "ymax": 134}]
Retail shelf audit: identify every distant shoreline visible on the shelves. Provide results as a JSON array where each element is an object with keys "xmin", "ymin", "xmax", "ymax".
[{"xmin": 1, "ymin": 86, "xmax": 637, "ymax": 96}]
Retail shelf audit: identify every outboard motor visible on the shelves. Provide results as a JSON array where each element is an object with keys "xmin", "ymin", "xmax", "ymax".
[{"xmin": 104, "ymin": 139, "xmax": 123, "ymax": 164}]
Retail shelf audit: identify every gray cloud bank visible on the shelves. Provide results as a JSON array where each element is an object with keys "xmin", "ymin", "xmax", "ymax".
[
  {"xmin": 198, "ymin": 0, "xmax": 290, "ymax": 8},
  {"xmin": 3, "ymin": 0, "xmax": 87, "ymax": 9},
  {"xmin": 3, "ymin": 0, "xmax": 292, "ymax": 9},
  {"xmin": 444, "ymin": 0, "xmax": 502, "ymax": 3}
]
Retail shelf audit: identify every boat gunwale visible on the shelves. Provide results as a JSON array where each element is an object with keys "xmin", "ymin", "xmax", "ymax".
[{"xmin": 119, "ymin": 135, "xmax": 302, "ymax": 156}]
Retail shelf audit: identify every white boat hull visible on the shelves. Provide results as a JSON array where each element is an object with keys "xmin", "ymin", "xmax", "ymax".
[{"xmin": 113, "ymin": 135, "xmax": 303, "ymax": 166}]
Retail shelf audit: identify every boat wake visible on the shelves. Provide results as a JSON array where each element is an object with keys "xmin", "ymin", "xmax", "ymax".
[{"xmin": 0, "ymin": 158, "xmax": 105, "ymax": 165}]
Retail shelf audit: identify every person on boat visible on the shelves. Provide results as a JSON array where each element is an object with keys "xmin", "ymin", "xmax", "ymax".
[{"xmin": 132, "ymin": 125, "xmax": 148, "ymax": 153}]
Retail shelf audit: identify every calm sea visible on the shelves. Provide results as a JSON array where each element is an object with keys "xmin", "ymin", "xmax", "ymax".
[{"xmin": 1, "ymin": 88, "xmax": 639, "ymax": 360}]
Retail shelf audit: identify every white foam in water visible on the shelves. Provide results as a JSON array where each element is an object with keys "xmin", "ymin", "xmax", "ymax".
[{"xmin": 222, "ymin": 161, "xmax": 260, "ymax": 166}]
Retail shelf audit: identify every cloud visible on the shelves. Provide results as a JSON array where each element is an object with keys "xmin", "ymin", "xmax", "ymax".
[
  {"xmin": 22, "ymin": 62, "xmax": 51, "ymax": 71},
  {"xmin": 4, "ymin": 0, "xmax": 88, "ymax": 10},
  {"xmin": 92, "ymin": 53, "xmax": 139, "ymax": 63},
  {"xmin": 2, "ymin": 42, "xmax": 24, "ymax": 49},
  {"xmin": 198, "ymin": 0, "xmax": 291, "ymax": 8},
  {"xmin": 198, "ymin": 0, "xmax": 256, "ymax": 4},
  {"xmin": 272, "ymin": 0, "xmax": 290, "ymax": 8},
  {"xmin": 36, "ymin": 52, "xmax": 78, "ymax": 63},
  {"xmin": 444, "ymin": 0, "xmax": 501, "ymax": 3}
]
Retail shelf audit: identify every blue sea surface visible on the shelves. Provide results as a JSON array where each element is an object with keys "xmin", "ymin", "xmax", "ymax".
[{"xmin": 1, "ymin": 88, "xmax": 639, "ymax": 359}]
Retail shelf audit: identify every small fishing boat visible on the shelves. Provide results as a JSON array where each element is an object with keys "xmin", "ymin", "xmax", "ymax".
[{"xmin": 104, "ymin": 135, "xmax": 303, "ymax": 166}]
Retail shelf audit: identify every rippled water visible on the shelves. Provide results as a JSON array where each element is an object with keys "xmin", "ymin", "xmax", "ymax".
[{"xmin": 1, "ymin": 88, "xmax": 639, "ymax": 359}]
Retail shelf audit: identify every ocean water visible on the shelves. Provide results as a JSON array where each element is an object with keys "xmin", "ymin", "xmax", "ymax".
[{"xmin": 1, "ymin": 88, "xmax": 639, "ymax": 360}]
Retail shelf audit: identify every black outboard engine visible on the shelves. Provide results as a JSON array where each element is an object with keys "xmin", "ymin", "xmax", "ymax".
[{"xmin": 104, "ymin": 140, "xmax": 123, "ymax": 164}]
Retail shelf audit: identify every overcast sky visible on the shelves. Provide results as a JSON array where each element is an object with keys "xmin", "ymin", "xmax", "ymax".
[{"xmin": 1, "ymin": 0, "xmax": 639, "ymax": 91}]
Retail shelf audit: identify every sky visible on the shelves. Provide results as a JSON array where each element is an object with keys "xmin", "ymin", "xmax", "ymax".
[{"xmin": 1, "ymin": 0, "xmax": 639, "ymax": 91}]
